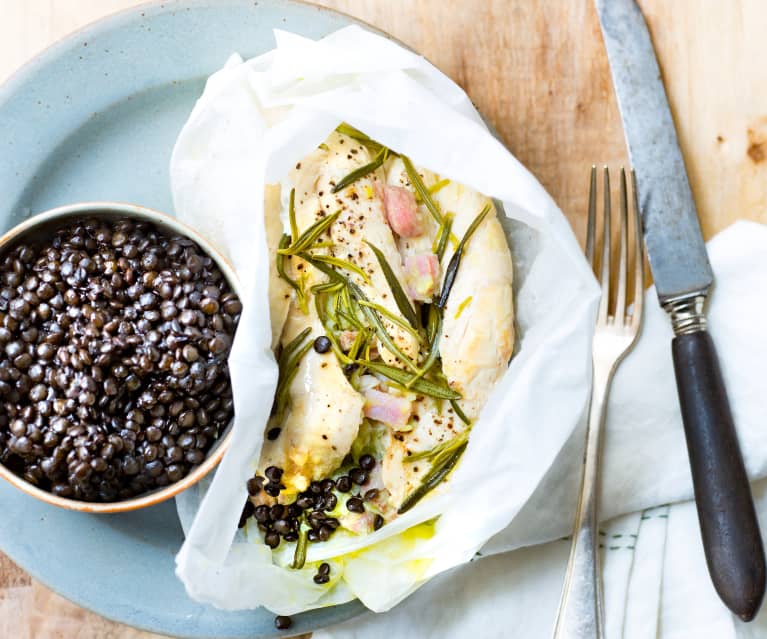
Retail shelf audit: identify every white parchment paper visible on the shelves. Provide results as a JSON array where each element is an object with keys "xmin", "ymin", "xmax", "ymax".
[{"xmin": 170, "ymin": 25, "xmax": 599, "ymax": 615}]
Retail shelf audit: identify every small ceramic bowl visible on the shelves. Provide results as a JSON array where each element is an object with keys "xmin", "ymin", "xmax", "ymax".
[{"xmin": 0, "ymin": 202, "xmax": 240, "ymax": 513}]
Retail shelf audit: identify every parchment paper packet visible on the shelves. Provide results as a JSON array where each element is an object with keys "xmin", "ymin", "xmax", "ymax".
[{"xmin": 171, "ymin": 26, "xmax": 599, "ymax": 615}]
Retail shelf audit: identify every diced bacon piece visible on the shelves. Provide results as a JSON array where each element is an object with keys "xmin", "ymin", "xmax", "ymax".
[
  {"xmin": 405, "ymin": 253, "xmax": 441, "ymax": 301},
  {"xmin": 339, "ymin": 330, "xmax": 358, "ymax": 352},
  {"xmin": 383, "ymin": 185, "xmax": 424, "ymax": 238},
  {"xmin": 363, "ymin": 389, "xmax": 412, "ymax": 430}
]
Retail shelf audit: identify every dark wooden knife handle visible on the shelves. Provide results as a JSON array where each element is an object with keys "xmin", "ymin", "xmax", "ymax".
[{"xmin": 672, "ymin": 331, "xmax": 766, "ymax": 621}]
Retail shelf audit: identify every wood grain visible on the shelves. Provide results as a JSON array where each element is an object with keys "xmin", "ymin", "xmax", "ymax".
[{"xmin": 0, "ymin": 0, "xmax": 765, "ymax": 637}]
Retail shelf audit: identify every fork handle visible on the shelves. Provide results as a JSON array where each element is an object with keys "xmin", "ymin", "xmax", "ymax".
[
  {"xmin": 672, "ymin": 330, "xmax": 766, "ymax": 621},
  {"xmin": 552, "ymin": 374, "xmax": 609, "ymax": 639}
]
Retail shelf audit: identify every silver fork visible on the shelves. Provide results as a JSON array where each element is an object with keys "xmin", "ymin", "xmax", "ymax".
[{"xmin": 552, "ymin": 166, "xmax": 645, "ymax": 639}]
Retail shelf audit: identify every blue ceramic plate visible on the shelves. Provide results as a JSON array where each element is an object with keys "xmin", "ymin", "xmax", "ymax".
[{"xmin": 0, "ymin": 1, "xmax": 380, "ymax": 636}]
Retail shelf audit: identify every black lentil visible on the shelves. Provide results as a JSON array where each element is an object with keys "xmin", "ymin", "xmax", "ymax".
[
  {"xmin": 309, "ymin": 480, "xmax": 323, "ymax": 495},
  {"xmin": 264, "ymin": 531, "xmax": 281, "ymax": 548},
  {"xmin": 270, "ymin": 504, "xmax": 286, "ymax": 520},
  {"xmin": 0, "ymin": 217, "xmax": 240, "ymax": 502},
  {"xmin": 335, "ymin": 475, "xmax": 352, "ymax": 492},
  {"xmin": 238, "ymin": 500, "xmax": 255, "ymax": 528},
  {"xmin": 241, "ymin": 460, "xmax": 388, "ymax": 572},
  {"xmin": 265, "ymin": 465, "xmax": 283, "ymax": 482},
  {"xmin": 295, "ymin": 494, "xmax": 314, "ymax": 509},
  {"xmin": 359, "ymin": 454, "xmax": 376, "ymax": 471},
  {"xmin": 264, "ymin": 482, "xmax": 282, "ymax": 497},
  {"xmin": 322, "ymin": 493, "xmax": 337, "ymax": 511},
  {"xmin": 346, "ymin": 496, "xmax": 365, "ymax": 513},
  {"xmin": 313, "ymin": 335, "xmax": 331, "ymax": 354},
  {"xmin": 273, "ymin": 519, "xmax": 292, "ymax": 535},
  {"xmin": 246, "ymin": 476, "xmax": 263, "ymax": 496},
  {"xmin": 349, "ymin": 467, "xmax": 368, "ymax": 485},
  {"xmin": 274, "ymin": 615, "xmax": 292, "ymax": 631}
]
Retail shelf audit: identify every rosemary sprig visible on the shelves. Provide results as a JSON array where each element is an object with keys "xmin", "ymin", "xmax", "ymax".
[
  {"xmin": 397, "ymin": 440, "xmax": 468, "ymax": 514},
  {"xmin": 288, "ymin": 188, "xmax": 299, "ymax": 244},
  {"xmin": 428, "ymin": 178, "xmax": 451, "ymax": 195},
  {"xmin": 273, "ymin": 329, "xmax": 313, "ymax": 418},
  {"xmin": 304, "ymin": 253, "xmax": 372, "ymax": 285},
  {"xmin": 274, "ymin": 353, "xmax": 309, "ymax": 410},
  {"xmin": 436, "ymin": 203, "xmax": 491, "ymax": 310},
  {"xmin": 300, "ymin": 253, "xmax": 346, "ymax": 283},
  {"xmin": 291, "ymin": 514, "xmax": 309, "ymax": 569},
  {"xmin": 364, "ymin": 240, "xmax": 418, "ymax": 329},
  {"xmin": 425, "ymin": 303, "xmax": 440, "ymax": 345},
  {"xmin": 336, "ymin": 122, "xmax": 371, "ymax": 140},
  {"xmin": 276, "ymin": 235, "xmax": 309, "ymax": 313},
  {"xmin": 313, "ymin": 293, "xmax": 354, "ymax": 365},
  {"xmin": 337, "ymin": 309, "xmax": 364, "ymax": 331},
  {"xmin": 335, "ymin": 123, "xmax": 383, "ymax": 152},
  {"xmin": 332, "ymin": 146, "xmax": 388, "ymax": 194},
  {"xmin": 310, "ymin": 281, "xmax": 345, "ymax": 295},
  {"xmin": 340, "ymin": 285, "xmax": 355, "ymax": 320},
  {"xmin": 347, "ymin": 328, "xmax": 370, "ymax": 361},
  {"xmin": 277, "ymin": 211, "xmax": 340, "ymax": 256},
  {"xmin": 300, "ymin": 253, "xmax": 421, "ymax": 372},
  {"xmin": 405, "ymin": 310, "xmax": 442, "ymax": 388},
  {"xmin": 280, "ymin": 327, "xmax": 313, "ymax": 368},
  {"xmin": 357, "ymin": 301, "xmax": 421, "ymax": 373},
  {"xmin": 359, "ymin": 359, "xmax": 460, "ymax": 400},
  {"xmin": 358, "ymin": 300, "xmax": 421, "ymax": 342},
  {"xmin": 450, "ymin": 399, "xmax": 472, "ymax": 425},
  {"xmin": 402, "ymin": 156, "xmax": 443, "ymax": 225},
  {"xmin": 405, "ymin": 428, "xmax": 469, "ymax": 464},
  {"xmin": 433, "ymin": 213, "xmax": 454, "ymax": 262}
]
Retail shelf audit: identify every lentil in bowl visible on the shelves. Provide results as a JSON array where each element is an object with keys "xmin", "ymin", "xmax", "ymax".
[{"xmin": 0, "ymin": 203, "xmax": 241, "ymax": 513}]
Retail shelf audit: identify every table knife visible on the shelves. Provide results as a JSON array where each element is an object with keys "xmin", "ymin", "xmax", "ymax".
[{"xmin": 595, "ymin": 0, "xmax": 766, "ymax": 621}]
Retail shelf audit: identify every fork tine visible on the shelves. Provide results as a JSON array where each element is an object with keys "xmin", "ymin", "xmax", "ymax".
[
  {"xmin": 630, "ymin": 169, "xmax": 644, "ymax": 331},
  {"xmin": 586, "ymin": 166, "xmax": 597, "ymax": 268},
  {"xmin": 597, "ymin": 167, "xmax": 611, "ymax": 323},
  {"xmin": 615, "ymin": 168, "xmax": 629, "ymax": 321}
]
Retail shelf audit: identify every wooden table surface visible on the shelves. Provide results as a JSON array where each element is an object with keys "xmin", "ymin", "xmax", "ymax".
[{"xmin": 2, "ymin": 1, "xmax": 766, "ymax": 637}]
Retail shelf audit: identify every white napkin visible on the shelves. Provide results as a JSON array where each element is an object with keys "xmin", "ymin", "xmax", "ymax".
[
  {"xmin": 314, "ymin": 220, "xmax": 767, "ymax": 639},
  {"xmin": 170, "ymin": 25, "xmax": 601, "ymax": 615}
]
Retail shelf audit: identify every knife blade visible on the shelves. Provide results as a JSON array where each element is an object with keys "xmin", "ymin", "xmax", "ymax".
[
  {"xmin": 595, "ymin": 0, "xmax": 711, "ymax": 303},
  {"xmin": 596, "ymin": 0, "xmax": 766, "ymax": 622}
]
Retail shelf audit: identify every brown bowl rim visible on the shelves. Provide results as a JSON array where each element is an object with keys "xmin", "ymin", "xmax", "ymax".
[{"xmin": 0, "ymin": 201, "xmax": 241, "ymax": 513}]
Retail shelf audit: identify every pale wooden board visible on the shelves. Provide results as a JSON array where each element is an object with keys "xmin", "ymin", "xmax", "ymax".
[{"xmin": 0, "ymin": 0, "xmax": 765, "ymax": 637}]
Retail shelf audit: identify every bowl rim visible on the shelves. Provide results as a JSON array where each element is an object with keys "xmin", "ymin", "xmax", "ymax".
[{"xmin": 0, "ymin": 201, "xmax": 241, "ymax": 513}]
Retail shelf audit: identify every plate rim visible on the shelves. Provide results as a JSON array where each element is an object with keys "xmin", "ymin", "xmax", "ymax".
[{"xmin": 0, "ymin": 0, "xmax": 400, "ymax": 109}]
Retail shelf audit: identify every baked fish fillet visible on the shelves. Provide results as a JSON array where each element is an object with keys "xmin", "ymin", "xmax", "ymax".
[{"xmin": 316, "ymin": 132, "xmax": 420, "ymax": 368}]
